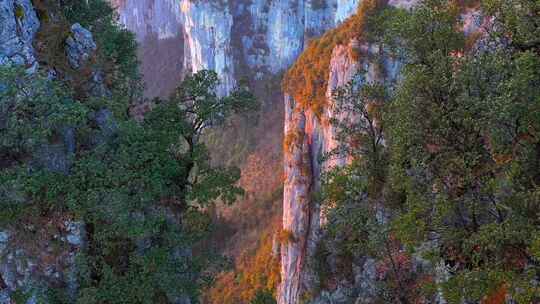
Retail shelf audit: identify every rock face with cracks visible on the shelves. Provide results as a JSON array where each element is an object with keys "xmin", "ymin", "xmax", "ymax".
[
  {"xmin": 114, "ymin": 0, "xmax": 364, "ymax": 97},
  {"xmin": 65, "ymin": 23, "xmax": 97, "ymax": 70},
  {"xmin": 0, "ymin": 0, "xmax": 40, "ymax": 72}
]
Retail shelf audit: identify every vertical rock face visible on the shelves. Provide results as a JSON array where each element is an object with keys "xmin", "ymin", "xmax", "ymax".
[
  {"xmin": 279, "ymin": 1, "xmax": 409, "ymax": 301},
  {"xmin": 280, "ymin": 41, "xmax": 362, "ymax": 304},
  {"xmin": 114, "ymin": 0, "xmax": 363, "ymax": 97},
  {"xmin": 112, "ymin": 0, "xmax": 185, "ymax": 98},
  {"xmin": 180, "ymin": 0, "xmax": 236, "ymax": 96},
  {"xmin": 0, "ymin": 0, "xmax": 40, "ymax": 72}
]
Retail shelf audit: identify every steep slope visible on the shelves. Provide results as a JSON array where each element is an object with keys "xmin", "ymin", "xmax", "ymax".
[
  {"xmin": 280, "ymin": 1, "xmax": 399, "ymax": 301},
  {"xmin": 113, "ymin": 4, "xmax": 363, "ymax": 302},
  {"xmin": 111, "ymin": 0, "xmax": 184, "ymax": 98},
  {"xmin": 279, "ymin": 1, "xmax": 511, "ymax": 303}
]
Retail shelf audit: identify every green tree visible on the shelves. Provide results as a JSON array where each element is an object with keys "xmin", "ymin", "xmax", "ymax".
[
  {"xmin": 380, "ymin": 0, "xmax": 540, "ymax": 301},
  {"xmin": 317, "ymin": 0, "xmax": 540, "ymax": 302},
  {"xmin": 67, "ymin": 70, "xmax": 256, "ymax": 303},
  {"xmin": 250, "ymin": 290, "xmax": 277, "ymax": 304}
]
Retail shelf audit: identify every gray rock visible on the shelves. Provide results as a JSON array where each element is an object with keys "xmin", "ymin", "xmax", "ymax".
[
  {"xmin": 63, "ymin": 127, "xmax": 76, "ymax": 155},
  {"xmin": 0, "ymin": 231, "xmax": 9, "ymax": 253},
  {"xmin": 88, "ymin": 71, "xmax": 111, "ymax": 98},
  {"xmin": 330, "ymin": 285, "xmax": 354, "ymax": 303},
  {"xmin": 0, "ymin": 0, "xmax": 40, "ymax": 70},
  {"xmin": 32, "ymin": 126, "xmax": 76, "ymax": 174},
  {"xmin": 65, "ymin": 23, "xmax": 97, "ymax": 69},
  {"xmin": 0, "ymin": 291, "xmax": 10, "ymax": 304},
  {"xmin": 173, "ymin": 295, "xmax": 192, "ymax": 304},
  {"xmin": 95, "ymin": 108, "xmax": 118, "ymax": 139},
  {"xmin": 310, "ymin": 291, "xmax": 331, "ymax": 304},
  {"xmin": 34, "ymin": 143, "xmax": 71, "ymax": 174},
  {"xmin": 65, "ymin": 220, "xmax": 84, "ymax": 246}
]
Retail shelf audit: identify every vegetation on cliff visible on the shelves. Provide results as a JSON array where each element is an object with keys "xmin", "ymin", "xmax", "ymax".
[
  {"xmin": 206, "ymin": 232, "xmax": 280, "ymax": 304},
  {"xmin": 0, "ymin": 0, "xmax": 257, "ymax": 303},
  {"xmin": 282, "ymin": 0, "xmax": 386, "ymax": 116},
  {"xmin": 315, "ymin": 0, "xmax": 540, "ymax": 302}
]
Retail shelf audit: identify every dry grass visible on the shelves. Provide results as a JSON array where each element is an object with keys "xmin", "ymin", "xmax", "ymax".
[{"xmin": 206, "ymin": 231, "xmax": 281, "ymax": 304}]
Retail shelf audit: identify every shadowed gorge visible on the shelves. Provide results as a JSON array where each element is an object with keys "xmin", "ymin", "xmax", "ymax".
[{"xmin": 1, "ymin": 0, "xmax": 539, "ymax": 303}]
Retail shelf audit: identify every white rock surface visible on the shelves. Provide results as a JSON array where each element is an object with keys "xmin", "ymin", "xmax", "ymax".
[{"xmin": 0, "ymin": 0, "xmax": 40, "ymax": 71}]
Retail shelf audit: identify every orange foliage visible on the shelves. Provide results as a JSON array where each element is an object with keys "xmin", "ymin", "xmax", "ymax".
[
  {"xmin": 283, "ymin": 130, "xmax": 301, "ymax": 154},
  {"xmin": 278, "ymin": 229, "xmax": 296, "ymax": 244},
  {"xmin": 481, "ymin": 284, "xmax": 507, "ymax": 304},
  {"xmin": 282, "ymin": 0, "xmax": 386, "ymax": 116},
  {"xmin": 206, "ymin": 233, "xmax": 281, "ymax": 304}
]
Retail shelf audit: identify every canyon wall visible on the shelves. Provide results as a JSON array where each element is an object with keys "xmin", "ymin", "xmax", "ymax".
[
  {"xmin": 114, "ymin": 0, "xmax": 364, "ymax": 97},
  {"xmin": 111, "ymin": 0, "xmax": 184, "ymax": 98},
  {"xmin": 280, "ymin": 38, "xmax": 400, "ymax": 304},
  {"xmin": 113, "ymin": 0, "xmax": 363, "ymax": 262},
  {"xmin": 279, "ymin": 1, "xmax": 491, "ymax": 303}
]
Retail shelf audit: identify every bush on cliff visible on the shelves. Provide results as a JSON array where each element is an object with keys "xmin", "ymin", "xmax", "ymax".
[
  {"xmin": 1, "ymin": 1, "xmax": 258, "ymax": 303},
  {"xmin": 316, "ymin": 0, "xmax": 540, "ymax": 302}
]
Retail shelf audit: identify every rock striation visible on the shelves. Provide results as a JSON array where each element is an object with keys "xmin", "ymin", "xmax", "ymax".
[
  {"xmin": 115, "ymin": 0, "xmax": 365, "ymax": 97},
  {"xmin": 111, "ymin": 0, "xmax": 185, "ymax": 98},
  {"xmin": 0, "ymin": 0, "xmax": 40, "ymax": 72}
]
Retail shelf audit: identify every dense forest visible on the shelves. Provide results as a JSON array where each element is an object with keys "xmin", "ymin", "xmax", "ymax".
[
  {"xmin": 0, "ymin": 0, "xmax": 539, "ymax": 303},
  {"xmin": 1, "ymin": 1, "xmax": 257, "ymax": 302},
  {"xmin": 315, "ymin": 1, "xmax": 540, "ymax": 302}
]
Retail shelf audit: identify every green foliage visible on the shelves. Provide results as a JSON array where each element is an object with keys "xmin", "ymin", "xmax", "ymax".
[
  {"xmin": 1, "ymin": 61, "xmax": 256, "ymax": 304},
  {"xmin": 2, "ymin": 2, "xmax": 229, "ymax": 302},
  {"xmin": 14, "ymin": 4, "xmax": 25, "ymax": 19},
  {"xmin": 317, "ymin": 0, "xmax": 540, "ymax": 302},
  {"xmin": 383, "ymin": 0, "xmax": 539, "ymax": 301},
  {"xmin": 0, "ymin": 67, "xmax": 88, "ymax": 160},
  {"xmin": 250, "ymin": 290, "xmax": 277, "ymax": 304},
  {"xmin": 66, "ymin": 70, "xmax": 254, "ymax": 302},
  {"xmin": 63, "ymin": 0, "xmax": 140, "ymax": 82},
  {"xmin": 170, "ymin": 70, "xmax": 259, "ymax": 141}
]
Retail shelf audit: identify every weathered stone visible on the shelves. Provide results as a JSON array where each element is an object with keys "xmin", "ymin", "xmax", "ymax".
[
  {"xmin": 0, "ymin": 0, "xmax": 40, "ymax": 71},
  {"xmin": 88, "ymin": 71, "xmax": 111, "ymax": 98},
  {"xmin": 65, "ymin": 23, "xmax": 96, "ymax": 69},
  {"xmin": 173, "ymin": 295, "xmax": 192, "ymax": 304},
  {"xmin": 33, "ymin": 143, "xmax": 71, "ymax": 174},
  {"xmin": 65, "ymin": 220, "xmax": 84, "ymax": 246},
  {"xmin": 0, "ymin": 231, "xmax": 9, "ymax": 253}
]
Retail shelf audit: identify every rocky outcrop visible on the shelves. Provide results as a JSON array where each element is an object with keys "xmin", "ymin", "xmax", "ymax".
[
  {"xmin": 0, "ymin": 6, "xmax": 110, "ymax": 303},
  {"xmin": 0, "ymin": 218, "xmax": 85, "ymax": 304},
  {"xmin": 278, "ymin": 0, "xmax": 416, "ymax": 301},
  {"xmin": 65, "ymin": 23, "xmax": 97, "ymax": 69},
  {"xmin": 0, "ymin": 0, "xmax": 40, "ymax": 72},
  {"xmin": 280, "ymin": 39, "xmax": 371, "ymax": 304}
]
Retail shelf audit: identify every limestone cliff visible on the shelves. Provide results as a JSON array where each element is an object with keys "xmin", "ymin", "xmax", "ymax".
[
  {"xmin": 111, "ymin": 0, "xmax": 184, "ymax": 98},
  {"xmin": 114, "ymin": 0, "xmax": 365, "ymax": 98},
  {"xmin": 281, "ymin": 42, "xmax": 362, "ymax": 304},
  {"xmin": 0, "ymin": 0, "xmax": 40, "ymax": 72},
  {"xmin": 113, "ymin": 0, "xmax": 363, "ymax": 267}
]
